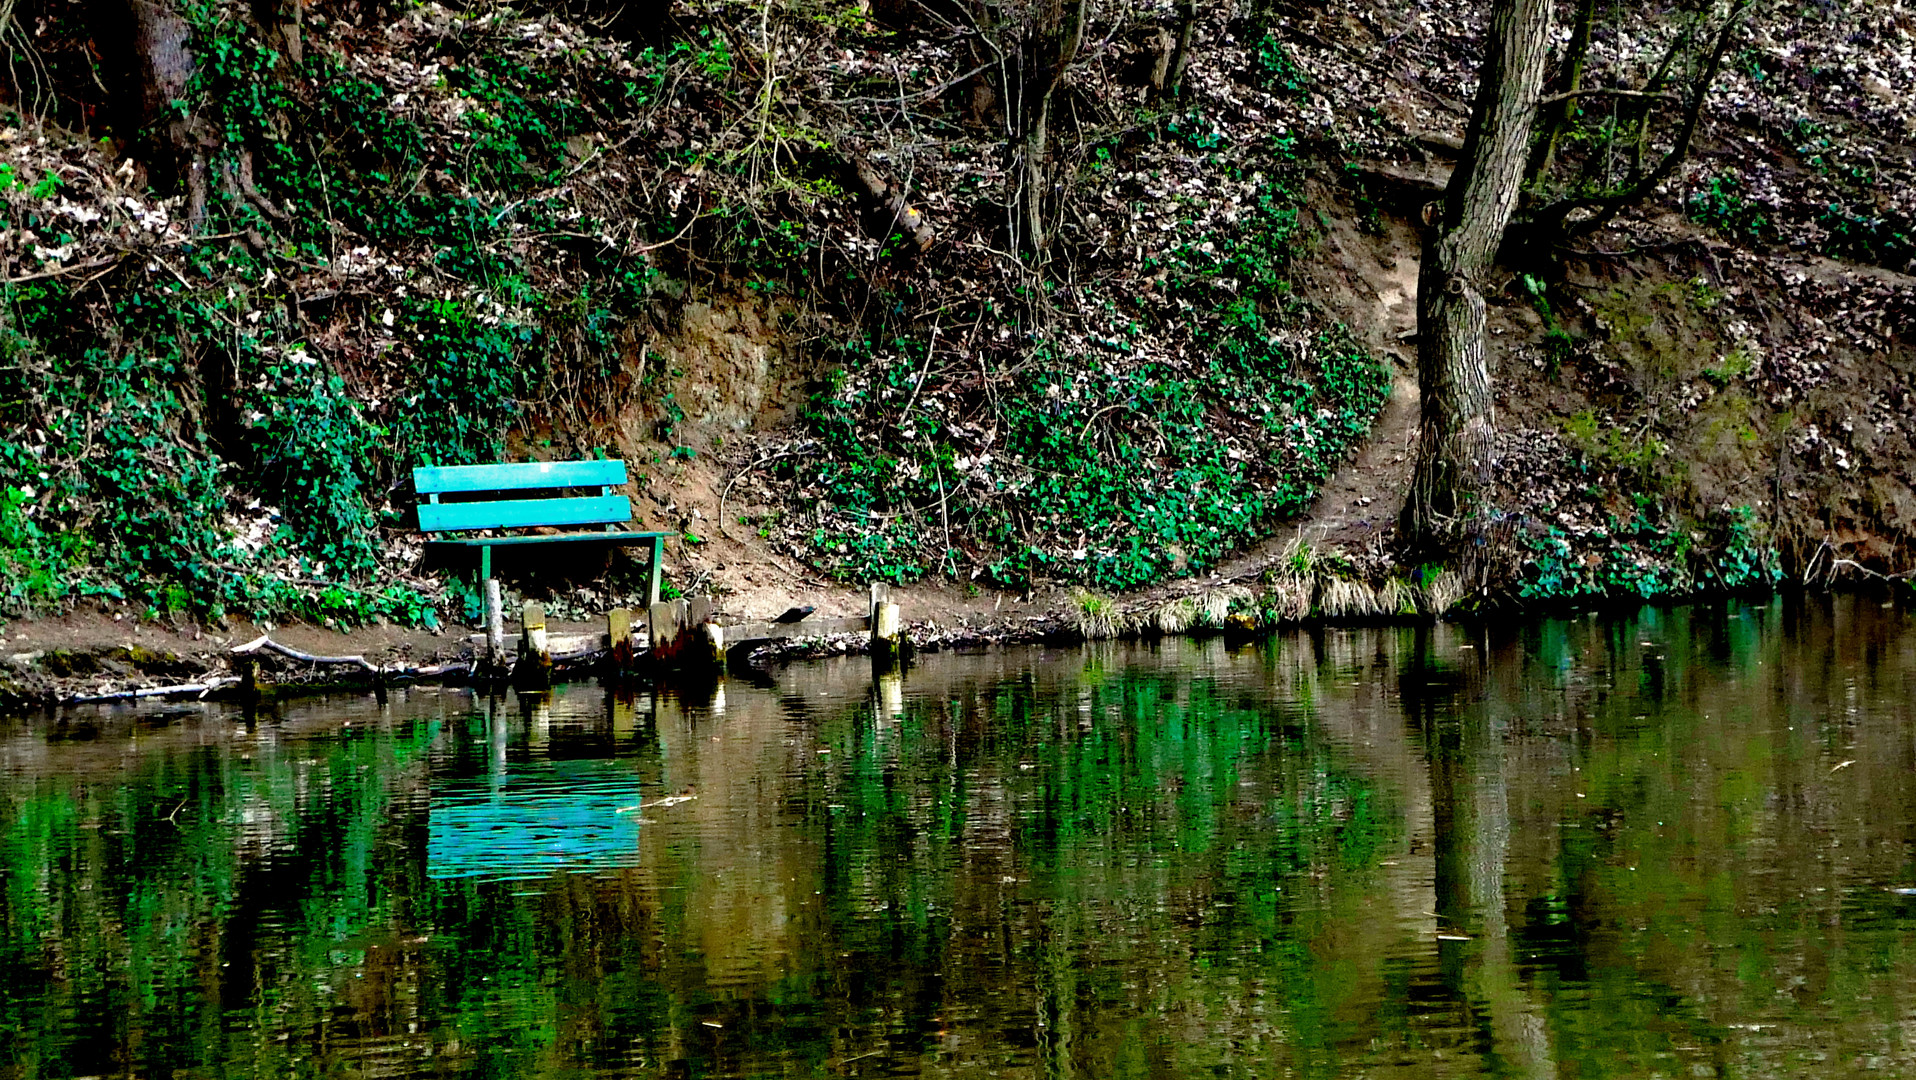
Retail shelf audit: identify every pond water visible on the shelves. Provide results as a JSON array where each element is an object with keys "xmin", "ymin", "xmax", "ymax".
[{"xmin": 5, "ymin": 596, "xmax": 1916, "ymax": 1078}]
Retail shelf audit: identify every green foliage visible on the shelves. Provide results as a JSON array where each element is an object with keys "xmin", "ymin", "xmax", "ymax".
[
  {"xmin": 1562, "ymin": 411, "xmax": 1667, "ymax": 484},
  {"xmin": 0, "ymin": 486, "xmax": 89, "ymax": 609},
  {"xmin": 1252, "ymin": 30, "xmax": 1310, "ymax": 96},
  {"xmin": 1699, "ymin": 345, "xmax": 1754, "ymax": 388},
  {"xmin": 796, "ymin": 190, "xmax": 1387, "ymax": 590},
  {"xmin": 1686, "ymin": 175, "xmax": 1768, "ymax": 239},
  {"xmin": 388, "ymin": 297, "xmax": 533, "ymax": 470},
  {"xmin": 1818, "ymin": 203, "xmax": 1914, "ymax": 269},
  {"xmin": 248, "ymin": 351, "xmax": 382, "ymax": 577},
  {"xmin": 1519, "ymin": 504, "xmax": 1780, "ymax": 602},
  {"xmin": 0, "ymin": 11, "xmax": 689, "ymax": 622}
]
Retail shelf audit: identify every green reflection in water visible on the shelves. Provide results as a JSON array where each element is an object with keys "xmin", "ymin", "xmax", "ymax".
[{"xmin": 4, "ymin": 596, "xmax": 1916, "ymax": 1079}]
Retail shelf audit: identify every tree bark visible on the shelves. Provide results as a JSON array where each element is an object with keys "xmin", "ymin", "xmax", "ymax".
[
  {"xmin": 92, "ymin": 0, "xmax": 206, "ymax": 214},
  {"xmin": 1162, "ymin": 0, "xmax": 1199, "ymax": 99},
  {"xmin": 1400, "ymin": 0, "xmax": 1555, "ymax": 549},
  {"xmin": 252, "ymin": 0, "xmax": 303, "ymax": 70},
  {"xmin": 1008, "ymin": 0, "xmax": 1089, "ymax": 256},
  {"xmin": 1528, "ymin": 0, "xmax": 1593, "ymax": 181}
]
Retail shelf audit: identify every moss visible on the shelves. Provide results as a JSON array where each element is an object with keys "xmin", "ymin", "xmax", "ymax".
[{"xmin": 37, "ymin": 650, "xmax": 98, "ymax": 677}]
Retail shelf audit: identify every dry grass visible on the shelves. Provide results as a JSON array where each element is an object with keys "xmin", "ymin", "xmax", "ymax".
[
  {"xmin": 1074, "ymin": 590, "xmax": 1123, "ymax": 640},
  {"xmin": 1200, "ymin": 585, "xmax": 1254, "ymax": 627},
  {"xmin": 1319, "ymin": 577, "xmax": 1381, "ymax": 618},
  {"xmin": 1422, "ymin": 570, "xmax": 1465, "ymax": 615},
  {"xmin": 1151, "ymin": 596, "xmax": 1201, "ymax": 635},
  {"xmin": 1265, "ymin": 574, "xmax": 1314, "ymax": 622},
  {"xmin": 1376, "ymin": 577, "xmax": 1418, "ymax": 617}
]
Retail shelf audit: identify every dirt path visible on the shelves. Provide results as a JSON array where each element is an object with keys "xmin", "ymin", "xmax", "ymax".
[{"xmin": 1202, "ymin": 242, "xmax": 1424, "ymax": 578}]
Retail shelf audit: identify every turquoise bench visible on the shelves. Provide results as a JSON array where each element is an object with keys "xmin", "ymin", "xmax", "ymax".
[{"xmin": 413, "ymin": 460, "xmax": 673, "ymax": 606}]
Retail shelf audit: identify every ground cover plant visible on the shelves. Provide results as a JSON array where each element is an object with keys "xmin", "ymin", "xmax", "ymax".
[{"xmin": 1, "ymin": 0, "xmax": 1912, "ymax": 625}]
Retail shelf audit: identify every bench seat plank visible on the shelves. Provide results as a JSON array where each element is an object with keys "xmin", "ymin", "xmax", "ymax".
[
  {"xmin": 419, "ymin": 495, "xmax": 631, "ymax": 533},
  {"xmin": 425, "ymin": 531, "xmax": 673, "ymax": 548},
  {"xmin": 416, "ymin": 460, "xmax": 627, "ymax": 494}
]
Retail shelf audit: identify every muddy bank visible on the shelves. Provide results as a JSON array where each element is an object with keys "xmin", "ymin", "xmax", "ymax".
[{"xmin": 7, "ymin": 561, "xmax": 1859, "ymax": 710}]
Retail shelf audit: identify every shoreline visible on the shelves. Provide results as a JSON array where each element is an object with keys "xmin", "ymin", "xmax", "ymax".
[{"xmin": 1, "ymin": 577, "xmax": 1853, "ymax": 712}]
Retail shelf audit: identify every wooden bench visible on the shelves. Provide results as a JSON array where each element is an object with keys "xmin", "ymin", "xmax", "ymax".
[{"xmin": 414, "ymin": 460, "xmax": 674, "ymax": 607}]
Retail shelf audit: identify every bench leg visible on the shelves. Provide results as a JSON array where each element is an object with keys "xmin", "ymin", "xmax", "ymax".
[
  {"xmin": 484, "ymin": 579, "xmax": 505, "ymax": 669},
  {"xmin": 648, "ymin": 535, "xmax": 665, "ymax": 608}
]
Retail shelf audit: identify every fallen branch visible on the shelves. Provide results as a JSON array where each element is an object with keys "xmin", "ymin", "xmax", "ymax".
[
  {"xmin": 63, "ymin": 677, "xmax": 243, "ymax": 705},
  {"xmin": 231, "ymin": 634, "xmax": 380, "ymax": 673}
]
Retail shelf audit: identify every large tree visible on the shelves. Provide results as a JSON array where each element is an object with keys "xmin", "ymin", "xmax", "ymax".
[{"xmin": 1400, "ymin": 0, "xmax": 1556, "ymax": 548}]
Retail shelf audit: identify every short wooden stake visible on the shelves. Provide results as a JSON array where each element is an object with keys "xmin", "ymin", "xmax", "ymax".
[
  {"xmin": 686, "ymin": 595, "xmax": 713, "ymax": 630},
  {"xmin": 701, "ymin": 622, "xmax": 727, "ymax": 671},
  {"xmin": 648, "ymin": 598, "xmax": 688, "ymax": 667},
  {"xmin": 608, "ymin": 607, "xmax": 635, "ymax": 671},
  {"xmin": 484, "ymin": 578, "xmax": 506, "ymax": 672},
  {"xmin": 236, "ymin": 655, "xmax": 275, "ymax": 705},
  {"xmin": 871, "ymin": 601, "xmax": 903, "ymax": 665},
  {"xmin": 514, "ymin": 600, "xmax": 551, "ymax": 687}
]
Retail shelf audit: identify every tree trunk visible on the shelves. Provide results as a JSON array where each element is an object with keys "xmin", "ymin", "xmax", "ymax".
[
  {"xmin": 1009, "ymin": 0, "xmax": 1089, "ymax": 256},
  {"xmin": 92, "ymin": 0, "xmax": 206, "ymax": 215},
  {"xmin": 1162, "ymin": 0, "xmax": 1199, "ymax": 99},
  {"xmin": 253, "ymin": 0, "xmax": 304, "ymax": 70},
  {"xmin": 1528, "ymin": 0, "xmax": 1593, "ymax": 182},
  {"xmin": 1400, "ymin": 0, "xmax": 1554, "ymax": 548}
]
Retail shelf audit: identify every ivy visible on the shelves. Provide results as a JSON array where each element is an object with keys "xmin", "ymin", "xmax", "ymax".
[{"xmin": 793, "ymin": 189, "xmax": 1389, "ymax": 591}]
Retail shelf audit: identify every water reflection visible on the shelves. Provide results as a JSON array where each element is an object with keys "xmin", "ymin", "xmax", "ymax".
[{"xmin": 4, "ymin": 596, "xmax": 1916, "ymax": 1078}]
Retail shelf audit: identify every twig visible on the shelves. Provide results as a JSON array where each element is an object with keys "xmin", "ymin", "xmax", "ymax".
[
  {"xmin": 3, "ymin": 254, "xmax": 123, "ymax": 285},
  {"xmin": 3, "ymin": 229, "xmax": 244, "ymax": 286},
  {"xmin": 633, "ymin": 210, "xmax": 703, "ymax": 254},
  {"xmin": 898, "ymin": 322, "xmax": 941, "ymax": 424},
  {"xmin": 835, "ymin": 62, "xmax": 993, "ymax": 106}
]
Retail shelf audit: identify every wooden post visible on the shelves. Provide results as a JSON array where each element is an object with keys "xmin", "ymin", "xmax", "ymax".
[
  {"xmin": 236, "ymin": 654, "xmax": 274, "ymax": 705},
  {"xmin": 514, "ymin": 600, "xmax": 551, "ymax": 688},
  {"xmin": 648, "ymin": 598, "xmax": 688, "ymax": 667},
  {"xmin": 484, "ymin": 578, "xmax": 506, "ymax": 671},
  {"xmin": 870, "ymin": 580, "xmax": 904, "ymax": 666},
  {"xmin": 700, "ymin": 622, "xmax": 727, "ymax": 671},
  {"xmin": 608, "ymin": 607, "xmax": 635, "ymax": 672}
]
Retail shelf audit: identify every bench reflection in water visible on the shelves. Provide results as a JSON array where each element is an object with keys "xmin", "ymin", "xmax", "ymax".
[{"xmin": 428, "ymin": 761, "xmax": 643, "ymax": 881}]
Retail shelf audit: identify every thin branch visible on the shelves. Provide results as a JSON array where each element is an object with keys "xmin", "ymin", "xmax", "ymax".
[
  {"xmin": 835, "ymin": 61, "xmax": 994, "ymax": 105},
  {"xmin": 1539, "ymin": 87, "xmax": 1681, "ymax": 105}
]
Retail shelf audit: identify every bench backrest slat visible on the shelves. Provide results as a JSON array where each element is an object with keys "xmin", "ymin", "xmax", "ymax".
[
  {"xmin": 418, "ymin": 495, "xmax": 633, "ymax": 533},
  {"xmin": 415, "ymin": 460, "xmax": 627, "ymax": 495}
]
